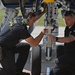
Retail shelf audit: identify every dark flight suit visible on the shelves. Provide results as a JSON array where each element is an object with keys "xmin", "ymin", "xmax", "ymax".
[
  {"xmin": 50, "ymin": 24, "xmax": 75, "ymax": 75},
  {"xmin": 0, "ymin": 18, "xmax": 31, "ymax": 75}
]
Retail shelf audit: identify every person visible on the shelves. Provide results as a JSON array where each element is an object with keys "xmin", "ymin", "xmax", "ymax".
[
  {"xmin": 0, "ymin": 6, "xmax": 47, "ymax": 75},
  {"xmin": 48, "ymin": 10, "xmax": 75, "ymax": 75}
]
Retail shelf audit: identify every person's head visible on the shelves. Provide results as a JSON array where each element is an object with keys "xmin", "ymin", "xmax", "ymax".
[
  {"xmin": 64, "ymin": 10, "xmax": 75, "ymax": 27},
  {"xmin": 26, "ymin": 12, "xmax": 36, "ymax": 26}
]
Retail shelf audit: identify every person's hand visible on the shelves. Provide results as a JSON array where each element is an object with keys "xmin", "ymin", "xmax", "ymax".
[
  {"xmin": 41, "ymin": 28, "xmax": 48, "ymax": 34},
  {"xmin": 48, "ymin": 34, "xmax": 56, "ymax": 41},
  {"xmin": 42, "ymin": 2, "xmax": 47, "ymax": 12}
]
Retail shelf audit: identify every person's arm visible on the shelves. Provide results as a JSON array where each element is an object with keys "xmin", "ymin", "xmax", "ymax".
[
  {"xmin": 25, "ymin": 29, "xmax": 47, "ymax": 46},
  {"xmin": 48, "ymin": 35, "xmax": 75, "ymax": 43},
  {"xmin": 34, "ymin": 4, "xmax": 47, "ymax": 21},
  {"xmin": 34, "ymin": 11, "xmax": 45, "ymax": 21}
]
